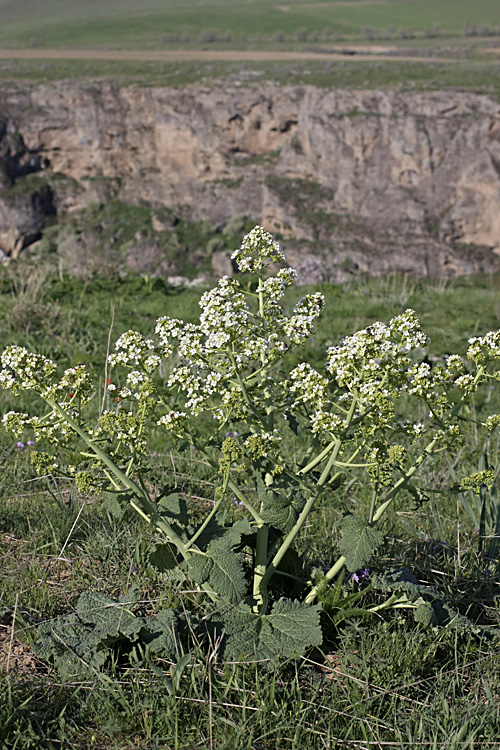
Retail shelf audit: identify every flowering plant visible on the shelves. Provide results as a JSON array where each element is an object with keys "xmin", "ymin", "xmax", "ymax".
[{"xmin": 2, "ymin": 226, "xmax": 500, "ymax": 664}]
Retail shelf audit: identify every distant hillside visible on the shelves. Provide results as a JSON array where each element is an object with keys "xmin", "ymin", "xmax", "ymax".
[{"xmin": 0, "ymin": 0, "xmax": 499, "ymax": 50}]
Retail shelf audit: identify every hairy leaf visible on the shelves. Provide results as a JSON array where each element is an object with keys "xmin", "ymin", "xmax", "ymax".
[
  {"xmin": 339, "ymin": 515, "xmax": 383, "ymax": 572},
  {"xmin": 144, "ymin": 609, "xmax": 179, "ymax": 656},
  {"xmin": 101, "ymin": 489, "xmax": 134, "ymax": 520},
  {"xmin": 149, "ymin": 543, "xmax": 185, "ymax": 581},
  {"xmin": 261, "ymin": 490, "xmax": 306, "ymax": 535},
  {"xmin": 34, "ymin": 592, "xmax": 179, "ymax": 676},
  {"xmin": 189, "ymin": 540, "xmax": 246, "ymax": 604},
  {"xmin": 157, "ymin": 492, "xmax": 189, "ymax": 528},
  {"xmin": 224, "ymin": 598, "xmax": 322, "ymax": 664},
  {"xmin": 76, "ymin": 591, "xmax": 136, "ymax": 629},
  {"xmin": 190, "ymin": 511, "xmax": 232, "ymax": 551}
]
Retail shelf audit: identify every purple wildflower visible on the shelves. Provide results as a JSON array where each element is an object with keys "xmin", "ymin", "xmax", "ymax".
[{"xmin": 16, "ymin": 442, "xmax": 24, "ymax": 451}]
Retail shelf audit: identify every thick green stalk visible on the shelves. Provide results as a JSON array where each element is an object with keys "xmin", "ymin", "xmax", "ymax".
[
  {"xmin": 258, "ymin": 438, "xmax": 342, "ymax": 595},
  {"xmin": 253, "ymin": 524, "xmax": 270, "ymax": 613}
]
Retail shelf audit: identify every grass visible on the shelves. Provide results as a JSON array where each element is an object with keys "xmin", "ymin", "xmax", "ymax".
[
  {"xmin": 2, "ymin": 58, "xmax": 500, "ymax": 98},
  {"xmin": 0, "ymin": 0, "xmax": 500, "ymax": 49},
  {"xmin": 1, "ymin": 262, "xmax": 500, "ymax": 747}
]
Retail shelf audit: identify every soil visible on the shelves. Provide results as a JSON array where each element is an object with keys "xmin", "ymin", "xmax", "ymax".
[{"xmin": 0, "ymin": 47, "xmax": 452, "ymax": 63}]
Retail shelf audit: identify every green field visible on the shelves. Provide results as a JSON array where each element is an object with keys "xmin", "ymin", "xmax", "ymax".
[
  {"xmin": 0, "ymin": 0, "xmax": 499, "ymax": 49},
  {"xmin": 1, "ymin": 257, "xmax": 500, "ymax": 748}
]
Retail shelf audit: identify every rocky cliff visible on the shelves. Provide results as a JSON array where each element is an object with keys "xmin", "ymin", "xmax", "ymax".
[{"xmin": 1, "ymin": 81, "xmax": 500, "ymax": 281}]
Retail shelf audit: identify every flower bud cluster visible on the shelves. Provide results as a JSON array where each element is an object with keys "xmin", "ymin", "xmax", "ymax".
[
  {"xmin": 99, "ymin": 409, "xmax": 147, "ymax": 454},
  {"xmin": 231, "ymin": 225, "xmax": 285, "ymax": 272},
  {"xmin": 460, "ymin": 469, "xmax": 495, "ymax": 495},
  {"xmin": 243, "ymin": 431, "xmax": 282, "ymax": 462}
]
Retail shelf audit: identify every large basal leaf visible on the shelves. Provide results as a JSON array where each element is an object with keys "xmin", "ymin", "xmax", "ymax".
[
  {"xmin": 143, "ymin": 609, "xmax": 179, "ymax": 657},
  {"xmin": 34, "ymin": 592, "xmax": 179, "ymax": 676},
  {"xmin": 76, "ymin": 591, "xmax": 136, "ymax": 630},
  {"xmin": 188, "ymin": 519, "xmax": 251, "ymax": 604},
  {"xmin": 189, "ymin": 511, "xmax": 231, "ymax": 552},
  {"xmin": 34, "ymin": 617, "xmax": 109, "ymax": 676},
  {"xmin": 338, "ymin": 515, "xmax": 383, "ymax": 572},
  {"xmin": 224, "ymin": 598, "xmax": 323, "ymax": 664}
]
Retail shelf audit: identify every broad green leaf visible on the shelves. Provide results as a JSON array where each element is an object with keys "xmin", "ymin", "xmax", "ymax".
[
  {"xmin": 143, "ymin": 609, "xmax": 179, "ymax": 658},
  {"xmin": 157, "ymin": 492, "xmax": 189, "ymax": 527},
  {"xmin": 34, "ymin": 592, "xmax": 180, "ymax": 675},
  {"xmin": 76, "ymin": 591, "xmax": 136, "ymax": 630},
  {"xmin": 189, "ymin": 540, "xmax": 247, "ymax": 604},
  {"xmin": 34, "ymin": 617, "xmax": 108, "ymax": 676},
  {"xmin": 338, "ymin": 515, "xmax": 383, "ymax": 572},
  {"xmin": 224, "ymin": 598, "xmax": 322, "ymax": 664},
  {"xmin": 101, "ymin": 489, "xmax": 133, "ymax": 519},
  {"xmin": 261, "ymin": 490, "xmax": 306, "ymax": 535},
  {"xmin": 190, "ymin": 511, "xmax": 231, "ymax": 551},
  {"xmin": 149, "ymin": 542, "xmax": 185, "ymax": 581}
]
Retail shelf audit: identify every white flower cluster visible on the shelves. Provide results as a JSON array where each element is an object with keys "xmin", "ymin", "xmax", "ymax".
[
  {"xmin": 467, "ymin": 330, "xmax": 500, "ymax": 365},
  {"xmin": 327, "ymin": 311, "xmax": 427, "ymax": 399},
  {"xmin": 231, "ymin": 225, "xmax": 285, "ymax": 272},
  {"xmin": 288, "ymin": 362, "xmax": 328, "ymax": 411},
  {"xmin": 157, "ymin": 410, "xmax": 188, "ymax": 432},
  {"xmin": 109, "ymin": 331, "xmax": 159, "ymax": 372},
  {"xmin": 2, "ymin": 407, "xmax": 76, "ymax": 444},
  {"xmin": 261, "ymin": 268, "xmax": 298, "ymax": 302},
  {"xmin": 0, "ymin": 346, "xmax": 57, "ymax": 396},
  {"xmin": 283, "ymin": 293, "xmax": 325, "ymax": 345},
  {"xmin": 199, "ymin": 276, "xmax": 251, "ymax": 348}
]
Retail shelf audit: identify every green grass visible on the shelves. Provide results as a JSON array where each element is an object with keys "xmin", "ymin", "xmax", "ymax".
[
  {"xmin": 0, "ymin": 0, "xmax": 499, "ymax": 49},
  {"xmin": 3, "ymin": 58, "xmax": 500, "ymax": 99},
  {"xmin": 1, "ymin": 264, "xmax": 500, "ymax": 747}
]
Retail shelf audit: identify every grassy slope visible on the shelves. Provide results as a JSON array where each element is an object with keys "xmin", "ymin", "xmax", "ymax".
[{"xmin": 0, "ymin": 0, "xmax": 499, "ymax": 48}]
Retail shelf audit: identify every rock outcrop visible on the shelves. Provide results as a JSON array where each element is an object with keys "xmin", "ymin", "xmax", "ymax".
[{"xmin": 1, "ymin": 82, "xmax": 500, "ymax": 280}]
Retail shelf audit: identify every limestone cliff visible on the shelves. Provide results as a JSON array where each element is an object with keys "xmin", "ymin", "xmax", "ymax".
[{"xmin": 1, "ymin": 81, "xmax": 500, "ymax": 281}]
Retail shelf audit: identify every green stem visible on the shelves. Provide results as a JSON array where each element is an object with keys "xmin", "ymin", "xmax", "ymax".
[
  {"xmin": 48, "ymin": 399, "xmax": 189, "ymax": 558},
  {"xmin": 253, "ymin": 524, "xmax": 270, "ymax": 614},
  {"xmin": 185, "ymin": 463, "xmax": 231, "ymax": 551},
  {"xmin": 259, "ymin": 440, "xmax": 342, "ymax": 596},
  {"xmin": 305, "ymin": 435, "xmax": 440, "ymax": 605},
  {"xmin": 304, "ymin": 556, "xmax": 346, "ymax": 604},
  {"xmin": 227, "ymin": 479, "xmax": 264, "ymax": 524},
  {"xmin": 299, "ymin": 439, "xmax": 337, "ymax": 476}
]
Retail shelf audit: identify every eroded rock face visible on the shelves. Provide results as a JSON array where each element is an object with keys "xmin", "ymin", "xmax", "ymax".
[{"xmin": 1, "ymin": 82, "xmax": 500, "ymax": 279}]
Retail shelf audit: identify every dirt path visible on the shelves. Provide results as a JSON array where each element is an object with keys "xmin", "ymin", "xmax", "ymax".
[{"xmin": 0, "ymin": 47, "xmax": 447, "ymax": 63}]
